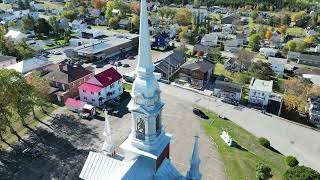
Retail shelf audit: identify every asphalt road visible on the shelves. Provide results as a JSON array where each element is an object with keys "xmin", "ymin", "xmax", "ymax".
[{"xmin": 159, "ymin": 83, "xmax": 320, "ymax": 172}]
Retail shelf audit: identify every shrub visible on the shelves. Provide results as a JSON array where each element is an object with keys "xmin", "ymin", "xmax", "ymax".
[
  {"xmin": 285, "ymin": 156, "xmax": 299, "ymax": 167},
  {"xmin": 256, "ymin": 163, "xmax": 272, "ymax": 180},
  {"xmin": 283, "ymin": 166, "xmax": 320, "ymax": 180},
  {"xmin": 258, "ymin": 137, "xmax": 271, "ymax": 148}
]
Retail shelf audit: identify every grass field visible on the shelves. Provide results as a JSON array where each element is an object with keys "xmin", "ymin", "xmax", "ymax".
[
  {"xmin": 286, "ymin": 27, "xmax": 306, "ymax": 37},
  {"xmin": 0, "ymin": 105, "xmax": 58, "ymax": 150},
  {"xmin": 123, "ymin": 82, "xmax": 133, "ymax": 92},
  {"xmin": 197, "ymin": 105, "xmax": 288, "ymax": 179},
  {"xmin": 214, "ymin": 63, "xmax": 251, "ymax": 85}
]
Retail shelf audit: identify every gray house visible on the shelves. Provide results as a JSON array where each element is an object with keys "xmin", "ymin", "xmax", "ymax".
[{"xmin": 213, "ymin": 80, "xmax": 243, "ymax": 102}]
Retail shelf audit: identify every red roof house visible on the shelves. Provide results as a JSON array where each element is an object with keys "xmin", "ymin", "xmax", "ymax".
[{"xmin": 79, "ymin": 67, "xmax": 123, "ymax": 106}]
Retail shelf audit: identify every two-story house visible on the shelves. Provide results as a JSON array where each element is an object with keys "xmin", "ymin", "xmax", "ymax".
[
  {"xmin": 200, "ymin": 33, "xmax": 218, "ymax": 47},
  {"xmin": 44, "ymin": 61, "xmax": 94, "ymax": 103},
  {"xmin": 79, "ymin": 67, "xmax": 123, "ymax": 107},
  {"xmin": 179, "ymin": 59, "xmax": 214, "ymax": 89},
  {"xmin": 213, "ymin": 80, "xmax": 243, "ymax": 103},
  {"xmin": 248, "ymin": 78, "xmax": 273, "ymax": 107},
  {"xmin": 267, "ymin": 57, "xmax": 287, "ymax": 77}
]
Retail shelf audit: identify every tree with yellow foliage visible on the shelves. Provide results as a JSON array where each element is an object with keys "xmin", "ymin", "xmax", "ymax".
[{"xmin": 265, "ymin": 30, "xmax": 272, "ymax": 40}]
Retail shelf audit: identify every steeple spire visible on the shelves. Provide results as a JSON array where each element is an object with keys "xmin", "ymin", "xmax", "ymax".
[
  {"xmin": 186, "ymin": 135, "xmax": 202, "ymax": 180},
  {"xmin": 136, "ymin": 0, "xmax": 154, "ymax": 76},
  {"xmin": 101, "ymin": 110, "xmax": 115, "ymax": 157}
]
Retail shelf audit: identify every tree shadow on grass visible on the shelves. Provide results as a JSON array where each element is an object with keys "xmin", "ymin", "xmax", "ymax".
[
  {"xmin": 0, "ymin": 114, "xmax": 100, "ymax": 180},
  {"xmin": 269, "ymin": 146, "xmax": 282, "ymax": 155}
]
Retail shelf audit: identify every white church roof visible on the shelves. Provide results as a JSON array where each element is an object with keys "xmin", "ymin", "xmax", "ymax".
[{"xmin": 79, "ymin": 152, "xmax": 124, "ymax": 180}]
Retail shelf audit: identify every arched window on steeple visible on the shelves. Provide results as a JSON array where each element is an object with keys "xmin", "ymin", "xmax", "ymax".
[{"xmin": 136, "ymin": 118, "xmax": 145, "ymax": 140}]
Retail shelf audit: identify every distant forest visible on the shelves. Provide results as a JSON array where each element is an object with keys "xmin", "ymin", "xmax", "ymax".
[{"xmin": 157, "ymin": 0, "xmax": 318, "ymax": 10}]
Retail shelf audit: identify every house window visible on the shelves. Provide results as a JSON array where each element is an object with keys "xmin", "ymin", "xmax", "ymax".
[
  {"xmin": 72, "ymin": 83, "xmax": 75, "ymax": 88},
  {"xmin": 98, "ymin": 92, "xmax": 101, "ymax": 96},
  {"xmin": 91, "ymin": 92, "xmax": 94, "ymax": 95},
  {"xmin": 83, "ymin": 90, "xmax": 86, "ymax": 93},
  {"xmin": 84, "ymin": 96, "xmax": 87, "ymax": 100},
  {"xmin": 92, "ymin": 99, "xmax": 95, "ymax": 102}
]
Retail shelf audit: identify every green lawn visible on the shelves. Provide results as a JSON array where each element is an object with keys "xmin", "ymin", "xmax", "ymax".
[
  {"xmin": 123, "ymin": 82, "xmax": 133, "ymax": 92},
  {"xmin": 94, "ymin": 26, "xmax": 109, "ymax": 30},
  {"xmin": 286, "ymin": 27, "xmax": 306, "ymax": 37},
  {"xmin": 197, "ymin": 105, "xmax": 287, "ymax": 179},
  {"xmin": 0, "ymin": 105, "xmax": 58, "ymax": 150},
  {"xmin": 214, "ymin": 63, "xmax": 251, "ymax": 85},
  {"xmin": 240, "ymin": 87, "xmax": 249, "ymax": 105}
]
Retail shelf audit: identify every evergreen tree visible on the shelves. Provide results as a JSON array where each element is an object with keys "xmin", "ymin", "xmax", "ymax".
[{"xmin": 18, "ymin": 0, "xmax": 25, "ymax": 10}]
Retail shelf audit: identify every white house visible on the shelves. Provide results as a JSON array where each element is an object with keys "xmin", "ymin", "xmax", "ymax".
[
  {"xmin": 5, "ymin": 30, "xmax": 27, "ymax": 43},
  {"xmin": 6, "ymin": 57, "xmax": 52, "ymax": 74},
  {"xmin": 259, "ymin": 48, "xmax": 278, "ymax": 57},
  {"xmin": 248, "ymin": 78, "xmax": 273, "ymax": 106},
  {"xmin": 268, "ymin": 57, "xmax": 287, "ymax": 77},
  {"xmin": 200, "ymin": 33, "xmax": 218, "ymax": 47},
  {"xmin": 79, "ymin": 67, "xmax": 123, "ymax": 106}
]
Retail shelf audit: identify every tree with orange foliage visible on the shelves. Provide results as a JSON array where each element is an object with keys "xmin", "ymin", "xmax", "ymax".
[
  {"xmin": 131, "ymin": 2, "xmax": 140, "ymax": 15},
  {"xmin": 278, "ymin": 25, "xmax": 287, "ymax": 35},
  {"xmin": 93, "ymin": 0, "xmax": 103, "ymax": 10},
  {"xmin": 265, "ymin": 30, "xmax": 272, "ymax": 40},
  {"xmin": 283, "ymin": 77, "xmax": 316, "ymax": 112}
]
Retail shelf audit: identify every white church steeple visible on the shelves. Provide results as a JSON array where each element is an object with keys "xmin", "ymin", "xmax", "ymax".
[
  {"xmin": 186, "ymin": 135, "xmax": 202, "ymax": 180},
  {"xmin": 125, "ymin": 0, "xmax": 166, "ymax": 153}
]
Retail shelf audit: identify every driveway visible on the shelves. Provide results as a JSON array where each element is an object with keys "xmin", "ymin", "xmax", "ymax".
[{"xmin": 160, "ymin": 83, "xmax": 320, "ymax": 172}]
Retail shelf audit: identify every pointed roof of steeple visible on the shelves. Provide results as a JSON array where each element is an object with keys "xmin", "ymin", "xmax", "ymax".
[
  {"xmin": 186, "ymin": 135, "xmax": 202, "ymax": 180},
  {"xmin": 136, "ymin": 0, "xmax": 154, "ymax": 75}
]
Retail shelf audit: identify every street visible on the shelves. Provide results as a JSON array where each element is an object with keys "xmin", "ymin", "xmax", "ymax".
[{"xmin": 159, "ymin": 83, "xmax": 320, "ymax": 172}]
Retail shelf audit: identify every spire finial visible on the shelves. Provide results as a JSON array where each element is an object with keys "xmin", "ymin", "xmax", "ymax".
[
  {"xmin": 186, "ymin": 134, "xmax": 202, "ymax": 180},
  {"xmin": 136, "ymin": 0, "xmax": 154, "ymax": 76},
  {"xmin": 102, "ymin": 110, "xmax": 115, "ymax": 157}
]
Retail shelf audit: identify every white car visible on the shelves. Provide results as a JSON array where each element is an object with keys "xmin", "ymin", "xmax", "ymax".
[{"xmin": 52, "ymin": 51, "xmax": 62, "ymax": 55}]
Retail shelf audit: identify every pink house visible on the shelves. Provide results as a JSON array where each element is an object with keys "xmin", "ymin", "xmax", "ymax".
[{"xmin": 79, "ymin": 67, "xmax": 123, "ymax": 106}]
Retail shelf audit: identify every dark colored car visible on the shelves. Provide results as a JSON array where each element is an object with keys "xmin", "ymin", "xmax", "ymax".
[
  {"xmin": 193, "ymin": 108, "xmax": 209, "ymax": 119},
  {"xmin": 22, "ymin": 148, "xmax": 40, "ymax": 158},
  {"xmin": 123, "ymin": 64, "xmax": 130, "ymax": 68},
  {"xmin": 218, "ymin": 115, "xmax": 228, "ymax": 120}
]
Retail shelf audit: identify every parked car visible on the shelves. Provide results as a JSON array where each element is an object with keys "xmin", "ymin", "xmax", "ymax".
[
  {"xmin": 22, "ymin": 148, "xmax": 40, "ymax": 158},
  {"xmin": 218, "ymin": 115, "xmax": 228, "ymax": 120},
  {"xmin": 115, "ymin": 62, "xmax": 122, "ymax": 66},
  {"xmin": 123, "ymin": 64, "xmax": 130, "ymax": 68},
  {"xmin": 52, "ymin": 51, "xmax": 62, "ymax": 55},
  {"xmin": 79, "ymin": 112, "xmax": 92, "ymax": 119},
  {"xmin": 193, "ymin": 108, "xmax": 209, "ymax": 119}
]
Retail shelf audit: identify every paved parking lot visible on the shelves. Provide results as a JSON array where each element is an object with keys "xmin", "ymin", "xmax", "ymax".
[{"xmin": 0, "ymin": 89, "xmax": 226, "ymax": 180}]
